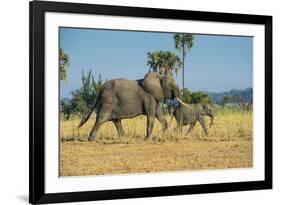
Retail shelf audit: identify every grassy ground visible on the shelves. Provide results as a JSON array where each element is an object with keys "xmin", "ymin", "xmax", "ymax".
[{"xmin": 60, "ymin": 110, "xmax": 253, "ymax": 176}]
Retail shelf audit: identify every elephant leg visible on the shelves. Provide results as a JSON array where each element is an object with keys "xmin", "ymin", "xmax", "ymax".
[
  {"xmin": 156, "ymin": 103, "xmax": 168, "ymax": 130},
  {"xmin": 175, "ymin": 121, "xmax": 179, "ymax": 131},
  {"xmin": 187, "ymin": 122, "xmax": 196, "ymax": 134},
  {"xmin": 178, "ymin": 115, "xmax": 183, "ymax": 133},
  {"xmin": 144, "ymin": 97, "xmax": 156, "ymax": 139},
  {"xmin": 198, "ymin": 117, "xmax": 208, "ymax": 136},
  {"xmin": 113, "ymin": 119, "xmax": 125, "ymax": 137},
  {"xmin": 88, "ymin": 105, "xmax": 112, "ymax": 141},
  {"xmin": 146, "ymin": 116, "xmax": 155, "ymax": 139},
  {"xmin": 176, "ymin": 121, "xmax": 183, "ymax": 132},
  {"xmin": 88, "ymin": 120, "xmax": 102, "ymax": 141}
]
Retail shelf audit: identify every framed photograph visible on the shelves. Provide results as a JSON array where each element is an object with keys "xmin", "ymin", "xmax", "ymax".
[{"xmin": 29, "ymin": 0, "xmax": 272, "ymax": 204}]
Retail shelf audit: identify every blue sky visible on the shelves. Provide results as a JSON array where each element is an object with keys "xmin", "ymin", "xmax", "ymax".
[{"xmin": 60, "ymin": 27, "xmax": 253, "ymax": 98}]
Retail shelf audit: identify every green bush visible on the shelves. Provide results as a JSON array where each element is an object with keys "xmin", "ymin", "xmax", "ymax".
[
  {"xmin": 182, "ymin": 88, "xmax": 213, "ymax": 104},
  {"xmin": 60, "ymin": 70, "xmax": 104, "ymax": 119}
]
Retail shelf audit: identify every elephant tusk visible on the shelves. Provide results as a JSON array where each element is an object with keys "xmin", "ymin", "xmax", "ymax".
[{"xmin": 176, "ymin": 97, "xmax": 189, "ymax": 107}]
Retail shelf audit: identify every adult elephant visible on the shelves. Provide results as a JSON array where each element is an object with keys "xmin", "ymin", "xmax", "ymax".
[
  {"xmin": 173, "ymin": 103, "xmax": 215, "ymax": 136},
  {"xmin": 78, "ymin": 72, "xmax": 188, "ymax": 141}
]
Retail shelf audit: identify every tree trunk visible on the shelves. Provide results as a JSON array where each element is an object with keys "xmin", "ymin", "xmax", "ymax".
[{"xmin": 182, "ymin": 48, "xmax": 185, "ymax": 90}]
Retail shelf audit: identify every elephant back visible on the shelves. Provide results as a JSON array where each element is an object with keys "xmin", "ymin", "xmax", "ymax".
[{"xmin": 142, "ymin": 72, "xmax": 164, "ymax": 102}]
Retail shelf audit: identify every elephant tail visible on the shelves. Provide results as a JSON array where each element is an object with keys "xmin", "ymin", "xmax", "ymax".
[{"xmin": 78, "ymin": 93, "xmax": 101, "ymax": 128}]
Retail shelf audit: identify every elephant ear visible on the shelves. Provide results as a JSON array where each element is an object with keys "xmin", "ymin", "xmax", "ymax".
[
  {"xmin": 142, "ymin": 72, "xmax": 164, "ymax": 102},
  {"xmin": 200, "ymin": 104, "xmax": 208, "ymax": 114},
  {"xmin": 202, "ymin": 104, "xmax": 207, "ymax": 110},
  {"xmin": 202, "ymin": 104, "xmax": 212, "ymax": 113}
]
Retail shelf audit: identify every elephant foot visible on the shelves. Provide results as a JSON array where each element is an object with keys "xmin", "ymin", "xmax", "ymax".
[
  {"xmin": 144, "ymin": 136, "xmax": 153, "ymax": 142},
  {"xmin": 88, "ymin": 135, "xmax": 96, "ymax": 141},
  {"xmin": 119, "ymin": 134, "xmax": 126, "ymax": 138}
]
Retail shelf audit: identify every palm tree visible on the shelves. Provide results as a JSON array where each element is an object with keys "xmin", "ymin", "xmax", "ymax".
[
  {"xmin": 147, "ymin": 51, "xmax": 181, "ymax": 75},
  {"xmin": 147, "ymin": 51, "xmax": 160, "ymax": 72},
  {"xmin": 164, "ymin": 51, "xmax": 181, "ymax": 75},
  {"xmin": 59, "ymin": 48, "xmax": 70, "ymax": 81},
  {"xmin": 174, "ymin": 33, "xmax": 194, "ymax": 89}
]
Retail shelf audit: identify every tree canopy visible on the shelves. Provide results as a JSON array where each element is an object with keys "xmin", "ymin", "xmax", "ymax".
[
  {"xmin": 59, "ymin": 48, "xmax": 70, "ymax": 81},
  {"xmin": 182, "ymin": 88, "xmax": 213, "ymax": 104},
  {"xmin": 147, "ymin": 51, "xmax": 181, "ymax": 75}
]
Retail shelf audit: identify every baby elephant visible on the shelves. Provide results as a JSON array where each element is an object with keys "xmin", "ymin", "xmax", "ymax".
[{"xmin": 173, "ymin": 103, "xmax": 215, "ymax": 136}]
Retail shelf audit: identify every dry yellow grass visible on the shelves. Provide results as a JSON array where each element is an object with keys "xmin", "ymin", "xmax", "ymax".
[{"xmin": 60, "ymin": 111, "xmax": 253, "ymax": 176}]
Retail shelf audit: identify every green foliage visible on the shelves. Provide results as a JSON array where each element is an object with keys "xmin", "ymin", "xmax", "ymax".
[
  {"xmin": 182, "ymin": 88, "xmax": 213, "ymax": 104},
  {"xmin": 59, "ymin": 48, "xmax": 70, "ymax": 81},
  {"xmin": 182, "ymin": 88, "xmax": 192, "ymax": 103},
  {"xmin": 190, "ymin": 92, "xmax": 212, "ymax": 104},
  {"xmin": 60, "ymin": 70, "xmax": 104, "ymax": 119},
  {"xmin": 147, "ymin": 51, "xmax": 181, "ymax": 75},
  {"xmin": 71, "ymin": 70, "xmax": 104, "ymax": 116},
  {"xmin": 60, "ymin": 98, "xmax": 72, "ymax": 120}
]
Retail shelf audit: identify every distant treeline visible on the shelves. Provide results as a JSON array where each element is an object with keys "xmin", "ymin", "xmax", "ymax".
[
  {"xmin": 207, "ymin": 88, "xmax": 253, "ymax": 106},
  {"xmin": 168, "ymin": 87, "xmax": 253, "ymax": 112}
]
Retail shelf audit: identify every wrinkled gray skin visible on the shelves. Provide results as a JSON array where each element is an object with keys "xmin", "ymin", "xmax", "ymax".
[
  {"xmin": 173, "ymin": 103, "xmax": 215, "ymax": 136},
  {"xmin": 79, "ymin": 72, "xmax": 182, "ymax": 141}
]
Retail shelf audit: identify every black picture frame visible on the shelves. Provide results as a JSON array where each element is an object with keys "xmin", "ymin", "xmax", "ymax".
[{"xmin": 29, "ymin": 0, "xmax": 272, "ymax": 204}]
